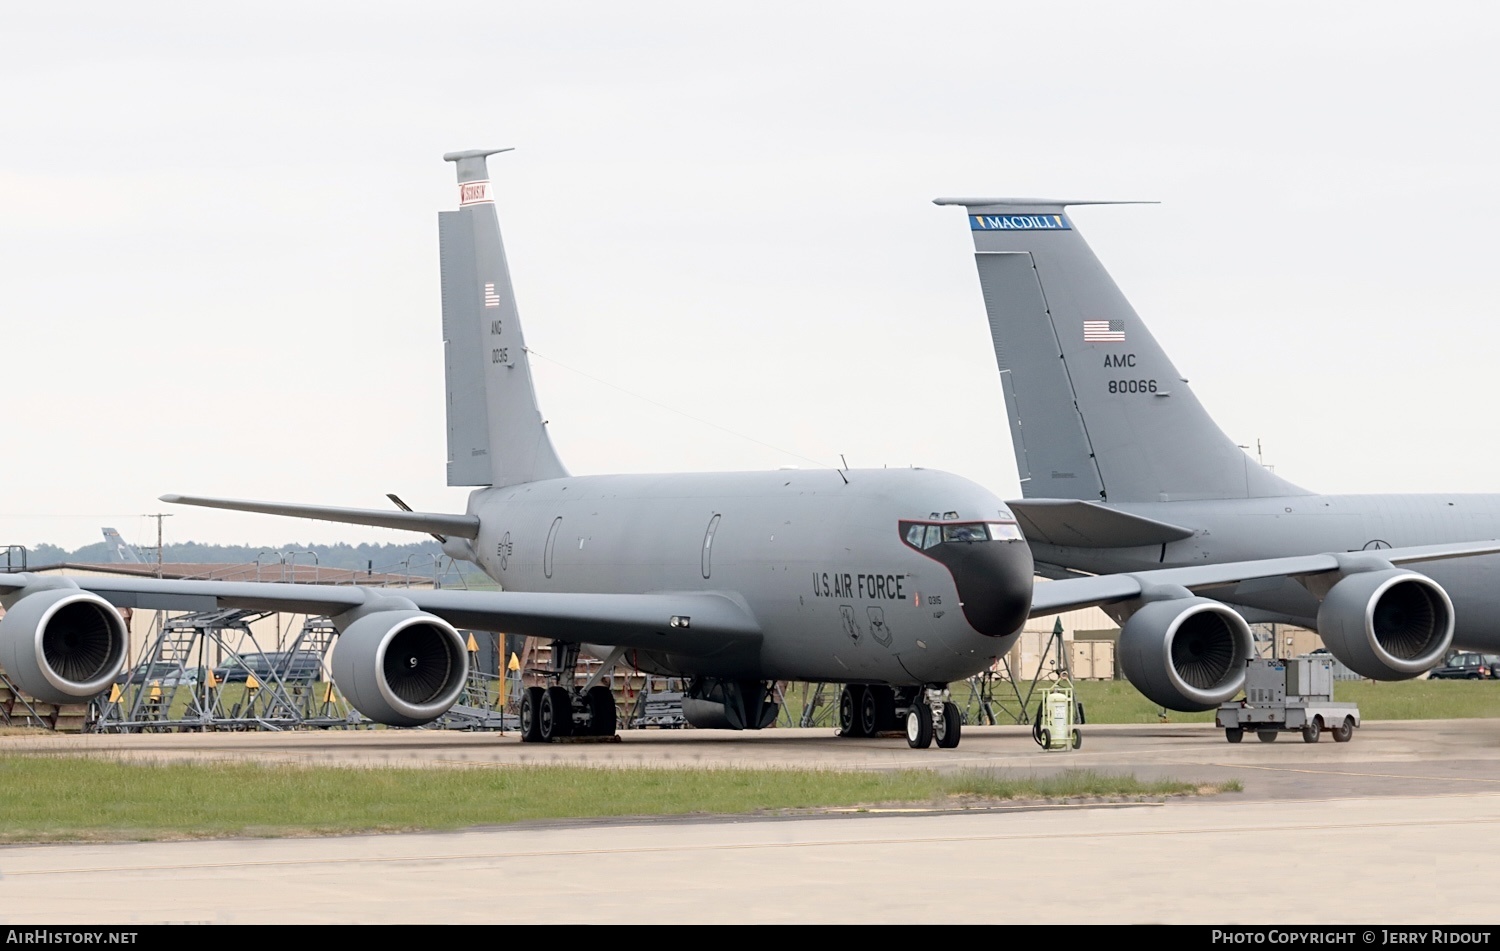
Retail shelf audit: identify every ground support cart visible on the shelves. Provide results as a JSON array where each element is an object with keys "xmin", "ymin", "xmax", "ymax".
[
  {"xmin": 1032, "ymin": 678, "xmax": 1082, "ymax": 751},
  {"xmin": 1215, "ymin": 656, "xmax": 1360, "ymax": 744}
]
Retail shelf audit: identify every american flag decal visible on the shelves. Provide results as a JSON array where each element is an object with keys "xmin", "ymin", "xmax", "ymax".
[
  {"xmin": 483, "ymin": 283, "xmax": 501, "ymax": 308},
  {"xmin": 1083, "ymin": 319, "xmax": 1125, "ymax": 342}
]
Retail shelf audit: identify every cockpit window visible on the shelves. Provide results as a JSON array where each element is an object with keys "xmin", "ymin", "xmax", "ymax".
[
  {"xmin": 899, "ymin": 520, "xmax": 1024, "ymax": 551},
  {"xmin": 987, "ymin": 521, "xmax": 1024, "ymax": 541},
  {"xmin": 943, "ymin": 524, "xmax": 988, "ymax": 543}
]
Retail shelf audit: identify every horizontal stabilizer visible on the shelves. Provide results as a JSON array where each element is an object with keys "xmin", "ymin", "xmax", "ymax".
[
  {"xmin": 1009, "ymin": 499, "xmax": 1195, "ymax": 548},
  {"xmin": 933, "ymin": 197, "xmax": 1156, "ymax": 209},
  {"xmin": 1028, "ymin": 539, "xmax": 1500, "ymax": 618},
  {"xmin": 159, "ymin": 494, "xmax": 481, "ymax": 540}
]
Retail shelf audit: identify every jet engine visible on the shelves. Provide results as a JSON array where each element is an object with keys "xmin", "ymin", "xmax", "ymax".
[
  {"xmin": 329, "ymin": 609, "xmax": 468, "ymax": 726},
  {"xmin": 0, "ymin": 586, "xmax": 129, "ymax": 705},
  {"xmin": 1316, "ymin": 568, "xmax": 1452, "ymax": 680},
  {"xmin": 1119, "ymin": 597, "xmax": 1254, "ymax": 711}
]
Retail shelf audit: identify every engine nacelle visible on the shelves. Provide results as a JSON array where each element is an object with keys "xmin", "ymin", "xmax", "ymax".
[
  {"xmin": 1317, "ymin": 568, "xmax": 1452, "ymax": 680},
  {"xmin": 330, "ymin": 609, "xmax": 468, "ymax": 726},
  {"xmin": 1119, "ymin": 597, "xmax": 1254, "ymax": 711},
  {"xmin": 0, "ymin": 587, "xmax": 129, "ymax": 704},
  {"xmin": 681, "ymin": 678, "xmax": 779, "ymax": 730}
]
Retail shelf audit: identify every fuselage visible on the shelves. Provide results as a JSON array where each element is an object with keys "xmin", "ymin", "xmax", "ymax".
[
  {"xmin": 1034, "ymin": 494, "xmax": 1500, "ymax": 649},
  {"xmin": 463, "ymin": 467, "xmax": 1033, "ymax": 685}
]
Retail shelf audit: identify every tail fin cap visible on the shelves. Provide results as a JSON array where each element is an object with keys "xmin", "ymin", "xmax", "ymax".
[{"xmin": 443, "ymin": 148, "xmax": 514, "ymax": 183}]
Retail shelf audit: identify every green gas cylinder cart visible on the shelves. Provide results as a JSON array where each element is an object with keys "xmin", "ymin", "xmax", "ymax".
[{"xmin": 1032, "ymin": 677, "xmax": 1082, "ymax": 751}]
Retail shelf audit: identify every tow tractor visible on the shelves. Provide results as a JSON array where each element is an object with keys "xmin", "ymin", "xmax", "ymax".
[{"xmin": 1215, "ymin": 655, "xmax": 1360, "ymax": 744}]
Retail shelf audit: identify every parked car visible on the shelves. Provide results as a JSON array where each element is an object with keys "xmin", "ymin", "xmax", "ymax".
[
  {"xmin": 211, "ymin": 651, "xmax": 324, "ymax": 685},
  {"xmin": 115, "ymin": 661, "xmax": 198, "ymax": 687},
  {"xmin": 1427, "ymin": 652, "xmax": 1500, "ymax": 680}
]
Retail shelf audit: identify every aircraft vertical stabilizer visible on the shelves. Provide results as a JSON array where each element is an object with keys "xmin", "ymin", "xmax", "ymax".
[
  {"xmin": 101, "ymin": 527, "xmax": 143, "ymax": 564},
  {"xmin": 440, "ymin": 149, "xmax": 568, "ymax": 488},
  {"xmin": 936, "ymin": 198, "xmax": 1307, "ymax": 503}
]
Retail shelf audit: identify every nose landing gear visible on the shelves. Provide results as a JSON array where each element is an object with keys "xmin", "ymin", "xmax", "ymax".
[{"xmin": 905, "ymin": 686, "xmax": 962, "ymax": 750}]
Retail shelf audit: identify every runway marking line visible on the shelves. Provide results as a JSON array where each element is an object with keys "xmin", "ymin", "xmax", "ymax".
[
  {"xmin": 1209, "ymin": 762, "xmax": 1500, "ymax": 784},
  {"xmin": 10, "ymin": 811, "xmax": 1500, "ymax": 877}
]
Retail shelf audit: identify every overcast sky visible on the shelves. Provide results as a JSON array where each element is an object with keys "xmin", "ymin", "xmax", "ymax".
[{"xmin": 3, "ymin": 2, "xmax": 1498, "ymax": 551}]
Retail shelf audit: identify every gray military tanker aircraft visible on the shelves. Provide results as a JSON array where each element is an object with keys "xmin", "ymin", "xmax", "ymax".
[
  {"xmin": 0, "ymin": 155, "xmax": 1493, "ymax": 749},
  {"xmin": 940, "ymin": 197, "xmax": 1500, "ymax": 710}
]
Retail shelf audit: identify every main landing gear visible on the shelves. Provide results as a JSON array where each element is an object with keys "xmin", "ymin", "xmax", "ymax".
[
  {"xmin": 837, "ymin": 684, "xmax": 900, "ymax": 737},
  {"xmin": 518, "ymin": 641, "xmax": 619, "ymax": 743},
  {"xmin": 837, "ymin": 684, "xmax": 963, "ymax": 749}
]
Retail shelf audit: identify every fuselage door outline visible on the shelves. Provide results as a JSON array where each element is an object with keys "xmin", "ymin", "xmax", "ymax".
[
  {"xmin": 544, "ymin": 516, "xmax": 562, "ymax": 579},
  {"xmin": 702, "ymin": 513, "xmax": 722, "ymax": 579}
]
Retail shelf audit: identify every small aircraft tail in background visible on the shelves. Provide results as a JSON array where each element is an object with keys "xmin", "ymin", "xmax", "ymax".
[{"xmin": 100, "ymin": 527, "xmax": 144, "ymax": 564}]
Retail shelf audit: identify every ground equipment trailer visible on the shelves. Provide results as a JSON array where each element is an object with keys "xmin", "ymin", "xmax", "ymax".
[{"xmin": 1215, "ymin": 656, "xmax": 1360, "ymax": 744}]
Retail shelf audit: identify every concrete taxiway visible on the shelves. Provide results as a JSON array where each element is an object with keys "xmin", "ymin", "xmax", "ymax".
[{"xmin": 2, "ymin": 720, "xmax": 1499, "ymax": 923}]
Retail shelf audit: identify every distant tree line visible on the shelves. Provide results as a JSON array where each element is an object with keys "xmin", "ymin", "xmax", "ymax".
[{"xmin": 13, "ymin": 539, "xmax": 489, "ymax": 583}]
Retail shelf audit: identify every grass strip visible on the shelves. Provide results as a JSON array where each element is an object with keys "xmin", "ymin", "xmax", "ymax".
[{"xmin": 0, "ymin": 757, "xmax": 1232, "ymax": 843}]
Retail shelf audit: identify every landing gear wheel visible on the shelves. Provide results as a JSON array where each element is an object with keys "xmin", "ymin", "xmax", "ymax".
[
  {"xmin": 905, "ymin": 705, "xmax": 933, "ymax": 749},
  {"xmin": 1225, "ymin": 728, "xmax": 1244, "ymax": 743},
  {"xmin": 1038, "ymin": 728, "xmax": 1052, "ymax": 750},
  {"xmin": 1070, "ymin": 729, "xmax": 1082, "ymax": 750},
  {"xmin": 585, "ymin": 685, "xmax": 616, "ymax": 737},
  {"xmin": 539, "ymin": 686, "xmax": 573, "ymax": 741},
  {"xmin": 859, "ymin": 688, "xmax": 880, "ymax": 737},
  {"xmin": 867, "ymin": 685, "xmax": 896, "ymax": 732},
  {"xmin": 520, "ymin": 686, "xmax": 545, "ymax": 743},
  {"xmin": 1301, "ymin": 719, "xmax": 1322, "ymax": 743},
  {"xmin": 839, "ymin": 686, "xmax": 867, "ymax": 738},
  {"xmin": 1257, "ymin": 730, "xmax": 1278, "ymax": 743},
  {"xmin": 1332, "ymin": 717, "xmax": 1355, "ymax": 743},
  {"xmin": 935, "ymin": 701, "xmax": 962, "ymax": 749}
]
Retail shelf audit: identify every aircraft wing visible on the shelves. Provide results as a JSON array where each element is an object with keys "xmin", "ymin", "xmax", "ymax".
[
  {"xmin": 1027, "ymin": 539, "xmax": 1500, "ymax": 617},
  {"xmin": 0, "ymin": 573, "xmax": 761, "ymax": 655}
]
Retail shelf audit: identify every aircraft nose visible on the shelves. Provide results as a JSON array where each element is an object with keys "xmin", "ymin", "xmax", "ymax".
[{"xmin": 924, "ymin": 539, "xmax": 1034, "ymax": 638}]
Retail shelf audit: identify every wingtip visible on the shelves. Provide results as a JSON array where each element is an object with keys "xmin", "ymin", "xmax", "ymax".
[{"xmin": 159, "ymin": 494, "xmax": 181, "ymax": 503}]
